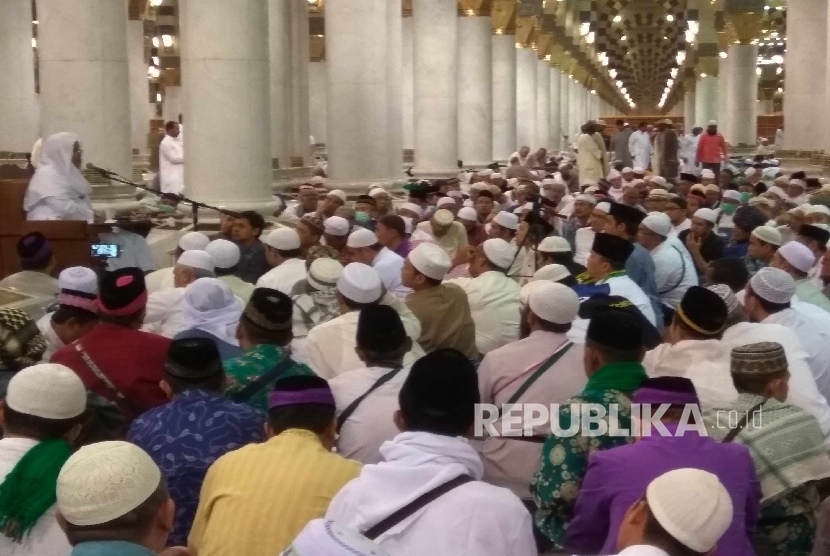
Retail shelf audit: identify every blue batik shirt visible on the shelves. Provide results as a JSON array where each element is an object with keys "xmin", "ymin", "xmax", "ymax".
[{"xmin": 128, "ymin": 389, "xmax": 266, "ymax": 546}]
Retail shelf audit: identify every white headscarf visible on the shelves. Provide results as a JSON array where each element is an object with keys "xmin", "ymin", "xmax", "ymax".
[
  {"xmin": 182, "ymin": 278, "xmax": 243, "ymax": 346},
  {"xmin": 23, "ymin": 132, "xmax": 92, "ymax": 210}
]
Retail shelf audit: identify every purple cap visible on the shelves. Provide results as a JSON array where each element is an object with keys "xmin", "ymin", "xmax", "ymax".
[
  {"xmin": 633, "ymin": 387, "xmax": 699, "ymax": 407},
  {"xmin": 268, "ymin": 388, "xmax": 335, "ymax": 410}
]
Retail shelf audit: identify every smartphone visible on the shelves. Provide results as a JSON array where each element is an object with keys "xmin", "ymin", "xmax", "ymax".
[{"xmin": 91, "ymin": 243, "xmax": 121, "ymax": 259}]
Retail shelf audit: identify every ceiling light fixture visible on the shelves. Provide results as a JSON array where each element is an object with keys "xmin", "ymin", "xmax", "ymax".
[
  {"xmin": 613, "ymin": 15, "xmax": 622, "ymax": 22},
  {"xmin": 666, "ymin": 14, "xmax": 674, "ymax": 21}
]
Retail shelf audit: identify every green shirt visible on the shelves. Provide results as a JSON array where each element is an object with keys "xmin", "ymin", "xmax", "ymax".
[
  {"xmin": 795, "ymin": 279, "xmax": 830, "ymax": 313},
  {"xmin": 224, "ymin": 344, "xmax": 315, "ymax": 412},
  {"xmin": 530, "ymin": 361, "xmax": 647, "ymax": 547}
]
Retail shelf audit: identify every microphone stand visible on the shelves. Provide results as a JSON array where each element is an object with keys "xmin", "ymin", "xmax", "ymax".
[{"xmin": 89, "ymin": 167, "xmax": 235, "ymax": 231}]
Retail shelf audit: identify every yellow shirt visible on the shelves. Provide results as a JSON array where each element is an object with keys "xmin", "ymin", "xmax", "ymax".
[{"xmin": 188, "ymin": 428, "xmax": 361, "ymax": 556}]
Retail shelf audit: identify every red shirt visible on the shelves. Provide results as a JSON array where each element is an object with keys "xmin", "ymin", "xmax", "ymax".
[
  {"xmin": 52, "ymin": 322, "xmax": 170, "ymax": 418},
  {"xmin": 696, "ymin": 133, "xmax": 729, "ymax": 164}
]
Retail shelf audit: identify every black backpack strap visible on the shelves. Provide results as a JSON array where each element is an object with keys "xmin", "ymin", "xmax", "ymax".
[
  {"xmin": 493, "ymin": 343, "xmax": 573, "ymax": 422},
  {"xmin": 363, "ymin": 475, "xmax": 473, "ymax": 540},
  {"xmin": 230, "ymin": 357, "xmax": 297, "ymax": 404},
  {"xmin": 337, "ymin": 366, "xmax": 402, "ymax": 433}
]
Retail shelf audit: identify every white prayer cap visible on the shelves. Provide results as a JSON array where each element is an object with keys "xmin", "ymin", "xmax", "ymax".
[
  {"xmin": 324, "ymin": 216, "xmax": 350, "ymax": 236},
  {"xmin": 789, "ymin": 204, "xmax": 809, "ymax": 215},
  {"xmin": 532, "ymin": 263, "xmax": 571, "ymax": 283},
  {"xmin": 538, "ymin": 236, "xmax": 572, "ymax": 253},
  {"xmin": 529, "ymin": 282, "xmax": 579, "ymax": 324},
  {"xmin": 478, "ymin": 169, "xmax": 494, "ymax": 177},
  {"xmin": 575, "ymin": 194, "xmax": 597, "ymax": 205},
  {"xmin": 774, "ymin": 176, "xmax": 790, "ymax": 186},
  {"xmin": 607, "ymin": 169, "xmax": 621, "ymax": 180},
  {"xmin": 401, "ymin": 216, "xmax": 413, "ymax": 234},
  {"xmin": 646, "ymin": 468, "xmax": 733, "ymax": 553},
  {"xmin": 749, "ymin": 267, "xmax": 796, "ymax": 304},
  {"xmin": 642, "ymin": 212, "xmax": 672, "ymax": 237},
  {"xmin": 807, "ymin": 205, "xmax": 830, "ymax": 217},
  {"xmin": 482, "ymin": 238, "xmax": 516, "ymax": 270},
  {"xmin": 205, "ymin": 239, "xmax": 240, "ymax": 269},
  {"xmin": 7, "ymin": 363, "xmax": 86, "ymax": 419},
  {"xmin": 283, "ymin": 519, "xmax": 389, "ymax": 556},
  {"xmin": 447, "ymin": 190, "xmax": 463, "ymax": 199},
  {"xmin": 470, "ymin": 182, "xmax": 488, "ymax": 192},
  {"xmin": 368, "ymin": 187, "xmax": 387, "ymax": 198},
  {"xmin": 263, "ymin": 228, "xmax": 301, "ymax": 251},
  {"xmin": 722, "ymin": 190, "xmax": 742, "ymax": 202},
  {"xmin": 630, "ymin": 179, "xmax": 645, "ymax": 188},
  {"xmin": 748, "ymin": 196, "xmax": 775, "ymax": 209},
  {"xmin": 492, "ymin": 211, "xmax": 520, "ymax": 230},
  {"xmin": 700, "ymin": 169, "xmax": 716, "ymax": 180},
  {"xmin": 491, "ymin": 173, "xmax": 503, "ymax": 179},
  {"xmin": 584, "ymin": 186, "xmax": 600, "ymax": 195},
  {"xmin": 409, "ymin": 243, "xmax": 452, "ymax": 281},
  {"xmin": 177, "ymin": 250, "xmax": 215, "ymax": 272},
  {"xmin": 307, "ymin": 258, "xmax": 344, "ymax": 291},
  {"xmin": 432, "ymin": 209, "xmax": 454, "ymax": 227},
  {"xmin": 632, "ymin": 166, "xmax": 645, "ymax": 174},
  {"xmin": 541, "ymin": 178, "xmax": 557, "ymax": 187},
  {"xmin": 649, "ymin": 176, "xmax": 668, "ymax": 188},
  {"xmin": 507, "ymin": 178, "xmax": 520, "ymax": 188},
  {"xmin": 621, "ymin": 167, "xmax": 633, "ymax": 174},
  {"xmin": 178, "ymin": 231, "xmax": 211, "ymax": 251},
  {"xmin": 766, "ymin": 185, "xmax": 787, "ymax": 199},
  {"xmin": 789, "ymin": 179, "xmax": 807, "ymax": 190},
  {"xmin": 400, "ymin": 202, "xmax": 423, "ymax": 216},
  {"xmin": 704, "ymin": 184, "xmax": 720, "ymax": 194},
  {"xmin": 346, "ymin": 228, "xmax": 379, "ymax": 249},
  {"xmin": 463, "ymin": 199, "xmax": 474, "ymax": 208},
  {"xmin": 58, "ymin": 441, "xmax": 162, "ymax": 527},
  {"xmin": 596, "ymin": 202, "xmax": 611, "ymax": 214},
  {"xmin": 744, "ymin": 167, "xmax": 759, "ymax": 177},
  {"xmin": 520, "ymin": 280, "xmax": 548, "ymax": 306},
  {"xmin": 778, "ymin": 241, "xmax": 816, "ymax": 272},
  {"xmin": 309, "ymin": 176, "xmax": 326, "ymax": 185},
  {"xmin": 59, "ymin": 266, "xmax": 98, "ymax": 295},
  {"xmin": 436, "ymin": 197, "xmax": 456, "ymax": 208},
  {"xmin": 647, "ymin": 188, "xmax": 670, "ymax": 199},
  {"xmin": 457, "ymin": 206, "xmax": 478, "ymax": 221},
  {"xmin": 707, "ymin": 284, "xmax": 740, "ymax": 314},
  {"xmin": 707, "ymin": 120, "xmax": 718, "ymax": 126},
  {"xmin": 327, "ymin": 189, "xmax": 347, "ymax": 203},
  {"xmin": 693, "ymin": 208, "xmax": 718, "ymax": 224},
  {"xmin": 751, "ymin": 225, "xmax": 782, "ymax": 246},
  {"xmin": 337, "ymin": 263, "xmax": 382, "ymax": 303}
]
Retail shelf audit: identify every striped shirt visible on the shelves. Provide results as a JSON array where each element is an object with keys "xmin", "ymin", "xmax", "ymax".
[{"xmin": 188, "ymin": 428, "xmax": 361, "ymax": 556}]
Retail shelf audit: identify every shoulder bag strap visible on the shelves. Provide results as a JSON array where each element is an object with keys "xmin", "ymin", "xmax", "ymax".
[
  {"xmin": 722, "ymin": 399, "xmax": 768, "ymax": 443},
  {"xmin": 337, "ymin": 366, "xmax": 403, "ymax": 433},
  {"xmin": 363, "ymin": 475, "xmax": 474, "ymax": 540},
  {"xmin": 74, "ymin": 342, "xmax": 143, "ymax": 417},
  {"xmin": 494, "ymin": 343, "xmax": 573, "ymax": 423},
  {"xmin": 230, "ymin": 357, "xmax": 297, "ymax": 404},
  {"xmin": 657, "ymin": 245, "xmax": 687, "ymax": 295}
]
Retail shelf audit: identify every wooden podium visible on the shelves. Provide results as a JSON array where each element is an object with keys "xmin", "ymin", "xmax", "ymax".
[{"xmin": 0, "ymin": 177, "xmax": 95, "ymax": 279}]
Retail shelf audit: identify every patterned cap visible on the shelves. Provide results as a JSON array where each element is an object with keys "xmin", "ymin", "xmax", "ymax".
[
  {"xmin": 0, "ymin": 309, "xmax": 47, "ymax": 372},
  {"xmin": 165, "ymin": 338, "xmax": 223, "ymax": 379},
  {"xmin": 243, "ymin": 288, "xmax": 293, "ymax": 332},
  {"xmin": 730, "ymin": 342, "xmax": 788, "ymax": 376}
]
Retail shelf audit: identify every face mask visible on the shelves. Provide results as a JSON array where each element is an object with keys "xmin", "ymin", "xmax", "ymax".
[
  {"xmin": 721, "ymin": 203, "xmax": 737, "ymax": 215},
  {"xmin": 355, "ymin": 211, "xmax": 371, "ymax": 224},
  {"xmin": 740, "ymin": 192, "xmax": 752, "ymax": 204}
]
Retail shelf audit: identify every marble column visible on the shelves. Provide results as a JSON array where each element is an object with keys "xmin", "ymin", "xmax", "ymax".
[
  {"xmin": 413, "ymin": 0, "xmax": 457, "ymax": 176},
  {"xmin": 695, "ymin": 75, "xmax": 718, "ymax": 128},
  {"xmin": 559, "ymin": 75, "xmax": 570, "ymax": 148},
  {"xmin": 491, "ymin": 33, "xmax": 516, "ymax": 163},
  {"xmin": 309, "ymin": 61, "xmax": 327, "ymax": 145},
  {"xmin": 128, "ymin": 20, "xmax": 148, "ymax": 155},
  {"xmin": 535, "ymin": 59, "xmax": 550, "ymax": 150},
  {"xmin": 326, "ymin": 0, "xmax": 391, "ymax": 185},
  {"xmin": 0, "ymin": 0, "xmax": 39, "ymax": 153},
  {"xmin": 717, "ymin": 55, "xmax": 732, "ymax": 140},
  {"xmin": 162, "ymin": 86, "xmax": 183, "ymax": 123},
  {"xmin": 784, "ymin": 0, "xmax": 827, "ymax": 151},
  {"xmin": 268, "ymin": 0, "xmax": 291, "ymax": 168},
  {"xmin": 290, "ymin": 0, "xmax": 310, "ymax": 166},
  {"xmin": 402, "ymin": 15, "xmax": 414, "ymax": 152},
  {"xmin": 39, "ymin": 0, "xmax": 130, "ymax": 178},
  {"xmin": 684, "ymin": 90, "xmax": 696, "ymax": 132},
  {"xmin": 516, "ymin": 46, "xmax": 537, "ymax": 148},
  {"xmin": 386, "ymin": 0, "xmax": 403, "ymax": 177},
  {"xmin": 726, "ymin": 45, "xmax": 758, "ymax": 146},
  {"xmin": 458, "ymin": 13, "xmax": 492, "ymax": 168},
  {"xmin": 549, "ymin": 67, "xmax": 561, "ymax": 150},
  {"xmin": 179, "ymin": 0, "xmax": 273, "ymax": 209}
]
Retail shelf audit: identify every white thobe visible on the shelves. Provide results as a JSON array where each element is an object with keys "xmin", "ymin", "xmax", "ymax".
[
  {"xmin": 649, "ymin": 238, "xmax": 698, "ymax": 310},
  {"xmin": 445, "ymin": 271, "xmax": 521, "ymax": 354},
  {"xmin": 628, "ymin": 130, "xmax": 653, "ymax": 169},
  {"xmin": 724, "ymin": 322, "xmax": 830, "ymax": 444},
  {"xmin": 159, "ymin": 135, "xmax": 184, "ymax": 195},
  {"xmin": 36, "ymin": 312, "xmax": 64, "ymax": 362},
  {"xmin": 372, "ymin": 247, "xmax": 411, "ymax": 298},
  {"xmin": 330, "ymin": 365, "xmax": 411, "ymax": 464},
  {"xmin": 669, "ymin": 219, "xmax": 691, "ymax": 237},
  {"xmin": 774, "ymin": 128, "xmax": 784, "ymax": 147},
  {"xmin": 763, "ymin": 308, "xmax": 830, "ymax": 405},
  {"xmin": 616, "ymin": 547, "xmax": 670, "ymax": 556},
  {"xmin": 607, "ymin": 187, "xmax": 625, "ymax": 202},
  {"xmin": 679, "ymin": 133, "xmax": 700, "ymax": 168},
  {"xmin": 141, "ymin": 287, "xmax": 186, "ymax": 338},
  {"xmin": 256, "ymin": 258, "xmax": 307, "ymax": 296},
  {"xmin": 26, "ymin": 197, "xmax": 94, "ymax": 222},
  {"xmin": 574, "ymin": 227, "xmax": 595, "ymax": 267},
  {"xmin": 602, "ymin": 274, "xmax": 657, "ymax": 325},
  {"xmin": 305, "ymin": 294, "xmax": 424, "ymax": 379},
  {"xmin": 575, "ymin": 133, "xmax": 604, "ymax": 183},
  {"xmin": 644, "ymin": 339, "xmax": 738, "ymax": 411},
  {"xmin": 145, "ymin": 267, "xmax": 175, "ymax": 294},
  {"xmin": 0, "ymin": 438, "xmax": 72, "ymax": 556}
]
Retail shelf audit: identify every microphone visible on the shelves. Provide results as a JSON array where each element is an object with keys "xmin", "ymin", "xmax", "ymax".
[{"xmin": 85, "ymin": 163, "xmax": 114, "ymax": 176}]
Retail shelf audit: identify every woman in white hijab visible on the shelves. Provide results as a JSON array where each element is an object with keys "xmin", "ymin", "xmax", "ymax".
[
  {"xmin": 23, "ymin": 132, "xmax": 94, "ymax": 222},
  {"xmin": 175, "ymin": 277, "xmax": 244, "ymax": 360}
]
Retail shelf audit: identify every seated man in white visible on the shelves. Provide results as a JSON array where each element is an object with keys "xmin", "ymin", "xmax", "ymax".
[
  {"xmin": 145, "ymin": 231, "xmax": 210, "ymax": 294},
  {"xmin": 257, "ymin": 228, "xmax": 307, "ymax": 296},
  {"xmin": 346, "ymin": 229, "xmax": 410, "ymax": 298}
]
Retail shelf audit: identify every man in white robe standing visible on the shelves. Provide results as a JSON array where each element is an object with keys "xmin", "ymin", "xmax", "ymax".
[
  {"xmin": 159, "ymin": 121, "xmax": 184, "ymax": 195},
  {"xmin": 679, "ymin": 126, "xmax": 702, "ymax": 176},
  {"xmin": 576, "ymin": 123, "xmax": 604, "ymax": 183},
  {"xmin": 628, "ymin": 122, "xmax": 653, "ymax": 170}
]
